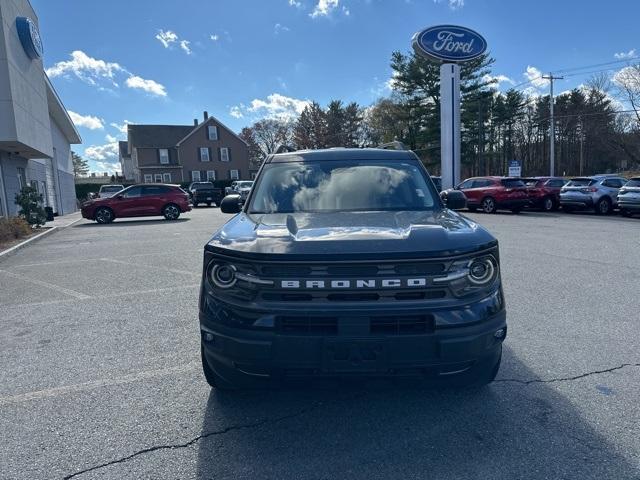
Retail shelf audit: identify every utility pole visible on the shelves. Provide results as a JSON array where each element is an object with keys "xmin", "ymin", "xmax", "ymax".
[
  {"xmin": 578, "ymin": 115, "xmax": 584, "ymax": 176},
  {"xmin": 542, "ymin": 73, "xmax": 563, "ymax": 176}
]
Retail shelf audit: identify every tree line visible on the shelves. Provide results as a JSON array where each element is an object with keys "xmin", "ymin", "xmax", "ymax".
[{"xmin": 240, "ymin": 51, "xmax": 640, "ymax": 177}]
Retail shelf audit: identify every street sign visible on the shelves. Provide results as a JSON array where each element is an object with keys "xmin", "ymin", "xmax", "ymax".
[
  {"xmin": 508, "ymin": 160, "xmax": 522, "ymax": 177},
  {"xmin": 412, "ymin": 25, "xmax": 487, "ymax": 63}
]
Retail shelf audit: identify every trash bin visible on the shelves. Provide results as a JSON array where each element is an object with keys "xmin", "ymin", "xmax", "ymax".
[{"xmin": 45, "ymin": 206, "xmax": 54, "ymax": 222}]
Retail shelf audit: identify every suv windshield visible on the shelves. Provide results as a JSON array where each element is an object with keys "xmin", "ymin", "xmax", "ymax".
[
  {"xmin": 236, "ymin": 182, "xmax": 253, "ymax": 188},
  {"xmin": 249, "ymin": 160, "xmax": 437, "ymax": 214},
  {"xmin": 624, "ymin": 178, "xmax": 640, "ymax": 187}
]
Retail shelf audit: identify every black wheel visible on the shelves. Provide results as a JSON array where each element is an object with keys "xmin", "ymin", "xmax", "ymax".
[
  {"xmin": 481, "ymin": 197, "xmax": 497, "ymax": 214},
  {"xmin": 542, "ymin": 196, "xmax": 554, "ymax": 212},
  {"xmin": 511, "ymin": 208, "xmax": 522, "ymax": 214},
  {"xmin": 562, "ymin": 205, "xmax": 574, "ymax": 213},
  {"xmin": 163, "ymin": 203, "xmax": 181, "ymax": 220},
  {"xmin": 95, "ymin": 207, "xmax": 114, "ymax": 224},
  {"xmin": 193, "ymin": 202, "xmax": 199, "ymax": 208},
  {"xmin": 621, "ymin": 209, "xmax": 632, "ymax": 217},
  {"xmin": 206, "ymin": 202, "xmax": 212, "ymax": 207},
  {"xmin": 595, "ymin": 197, "xmax": 612, "ymax": 215}
]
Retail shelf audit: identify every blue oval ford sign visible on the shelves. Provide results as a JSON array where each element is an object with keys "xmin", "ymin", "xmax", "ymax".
[
  {"xmin": 16, "ymin": 17, "xmax": 44, "ymax": 60},
  {"xmin": 412, "ymin": 25, "xmax": 486, "ymax": 62}
]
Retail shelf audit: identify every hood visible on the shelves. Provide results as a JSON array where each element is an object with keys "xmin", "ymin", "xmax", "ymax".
[{"xmin": 207, "ymin": 209, "xmax": 497, "ymax": 260}]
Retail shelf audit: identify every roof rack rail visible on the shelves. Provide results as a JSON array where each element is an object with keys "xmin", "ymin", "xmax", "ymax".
[
  {"xmin": 274, "ymin": 144, "xmax": 296, "ymax": 154},
  {"xmin": 378, "ymin": 141, "xmax": 408, "ymax": 151}
]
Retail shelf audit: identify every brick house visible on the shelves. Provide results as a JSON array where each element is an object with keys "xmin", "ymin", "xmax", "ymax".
[{"xmin": 123, "ymin": 112, "xmax": 252, "ymax": 184}]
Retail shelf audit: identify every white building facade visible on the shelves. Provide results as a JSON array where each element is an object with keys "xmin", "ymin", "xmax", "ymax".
[{"xmin": 0, "ymin": 0, "xmax": 80, "ymax": 218}]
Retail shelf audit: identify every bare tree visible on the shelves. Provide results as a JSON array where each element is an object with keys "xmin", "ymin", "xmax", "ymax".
[{"xmin": 613, "ymin": 65, "xmax": 640, "ymax": 123}]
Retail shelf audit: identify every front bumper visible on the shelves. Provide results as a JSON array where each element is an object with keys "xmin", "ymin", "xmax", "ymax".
[
  {"xmin": 200, "ymin": 297, "xmax": 506, "ymax": 380},
  {"xmin": 618, "ymin": 198, "xmax": 640, "ymax": 210}
]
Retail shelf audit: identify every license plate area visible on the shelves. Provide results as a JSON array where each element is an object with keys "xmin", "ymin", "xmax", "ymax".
[{"xmin": 322, "ymin": 339, "xmax": 387, "ymax": 372}]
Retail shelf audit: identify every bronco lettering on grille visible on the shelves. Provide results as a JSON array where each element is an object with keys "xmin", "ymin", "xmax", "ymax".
[{"xmin": 281, "ymin": 279, "xmax": 429, "ymax": 289}]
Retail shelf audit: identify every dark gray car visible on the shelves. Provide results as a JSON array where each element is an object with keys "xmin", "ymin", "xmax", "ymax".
[
  {"xmin": 559, "ymin": 175, "xmax": 627, "ymax": 214},
  {"xmin": 618, "ymin": 177, "xmax": 640, "ymax": 217}
]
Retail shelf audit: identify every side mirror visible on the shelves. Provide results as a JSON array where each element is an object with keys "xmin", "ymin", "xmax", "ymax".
[
  {"xmin": 440, "ymin": 189, "xmax": 467, "ymax": 210},
  {"xmin": 220, "ymin": 194, "xmax": 242, "ymax": 214}
]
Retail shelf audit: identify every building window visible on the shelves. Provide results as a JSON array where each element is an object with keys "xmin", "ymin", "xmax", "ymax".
[
  {"xmin": 229, "ymin": 169, "xmax": 239, "ymax": 180},
  {"xmin": 144, "ymin": 174, "xmax": 153, "ymax": 183},
  {"xmin": 17, "ymin": 167, "xmax": 26, "ymax": 190},
  {"xmin": 154, "ymin": 173, "xmax": 163, "ymax": 182},
  {"xmin": 159, "ymin": 149, "xmax": 169, "ymax": 164},
  {"xmin": 208, "ymin": 126, "xmax": 218, "ymax": 141},
  {"xmin": 199, "ymin": 147, "xmax": 210, "ymax": 162},
  {"xmin": 163, "ymin": 173, "xmax": 172, "ymax": 183},
  {"xmin": 191, "ymin": 171, "xmax": 201, "ymax": 182},
  {"xmin": 220, "ymin": 147, "xmax": 230, "ymax": 162},
  {"xmin": 206, "ymin": 170, "xmax": 216, "ymax": 181}
]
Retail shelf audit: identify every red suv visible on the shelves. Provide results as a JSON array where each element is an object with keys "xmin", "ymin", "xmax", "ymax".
[
  {"xmin": 457, "ymin": 177, "xmax": 529, "ymax": 213},
  {"xmin": 81, "ymin": 184, "xmax": 191, "ymax": 224},
  {"xmin": 521, "ymin": 177, "xmax": 566, "ymax": 211}
]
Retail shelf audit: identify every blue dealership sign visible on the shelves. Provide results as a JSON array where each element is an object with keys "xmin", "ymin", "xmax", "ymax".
[
  {"xmin": 412, "ymin": 25, "xmax": 486, "ymax": 63},
  {"xmin": 16, "ymin": 17, "xmax": 44, "ymax": 60}
]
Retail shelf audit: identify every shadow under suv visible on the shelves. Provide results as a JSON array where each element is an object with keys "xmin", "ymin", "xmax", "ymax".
[
  {"xmin": 199, "ymin": 148, "xmax": 506, "ymax": 389},
  {"xmin": 560, "ymin": 175, "xmax": 627, "ymax": 214}
]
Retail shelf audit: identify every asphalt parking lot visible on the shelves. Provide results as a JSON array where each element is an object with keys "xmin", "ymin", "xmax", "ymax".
[{"xmin": 1, "ymin": 207, "xmax": 639, "ymax": 479}]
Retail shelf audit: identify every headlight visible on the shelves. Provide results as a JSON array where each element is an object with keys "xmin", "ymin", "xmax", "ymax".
[
  {"xmin": 210, "ymin": 264, "xmax": 237, "ymax": 289},
  {"xmin": 435, "ymin": 254, "xmax": 499, "ymax": 296}
]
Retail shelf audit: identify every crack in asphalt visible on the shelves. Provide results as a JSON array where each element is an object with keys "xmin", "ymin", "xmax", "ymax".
[
  {"xmin": 63, "ymin": 393, "xmax": 364, "ymax": 479},
  {"xmin": 495, "ymin": 363, "xmax": 640, "ymax": 385}
]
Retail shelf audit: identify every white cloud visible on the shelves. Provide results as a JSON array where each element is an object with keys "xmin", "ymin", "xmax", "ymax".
[
  {"xmin": 110, "ymin": 120, "xmax": 133, "ymax": 135},
  {"xmin": 210, "ymin": 34, "xmax": 219, "ymax": 41},
  {"xmin": 179, "ymin": 40, "xmax": 192, "ymax": 55},
  {"xmin": 310, "ymin": 0, "xmax": 339, "ymax": 17},
  {"xmin": 91, "ymin": 160, "xmax": 121, "ymax": 174},
  {"xmin": 289, "ymin": 0, "xmax": 302, "ymax": 7},
  {"xmin": 84, "ymin": 142, "xmax": 119, "ymax": 162},
  {"xmin": 105, "ymin": 134, "xmax": 117, "ymax": 143},
  {"xmin": 232, "ymin": 93, "xmax": 311, "ymax": 120},
  {"xmin": 125, "ymin": 75, "xmax": 167, "ymax": 97},
  {"xmin": 524, "ymin": 66, "xmax": 550, "ymax": 89},
  {"xmin": 433, "ymin": 0, "xmax": 464, "ymax": 9},
  {"xmin": 483, "ymin": 74, "xmax": 515, "ymax": 88},
  {"xmin": 68, "ymin": 111, "xmax": 104, "ymax": 130},
  {"xmin": 155, "ymin": 29, "xmax": 178, "ymax": 48},
  {"xmin": 614, "ymin": 49, "xmax": 636, "ymax": 60},
  {"xmin": 46, "ymin": 50, "xmax": 124, "ymax": 86},
  {"xmin": 229, "ymin": 106, "xmax": 244, "ymax": 119},
  {"xmin": 275, "ymin": 23, "xmax": 290, "ymax": 34}
]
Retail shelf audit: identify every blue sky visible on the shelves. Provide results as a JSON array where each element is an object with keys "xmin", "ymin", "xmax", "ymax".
[{"xmin": 32, "ymin": 0, "xmax": 639, "ymax": 173}]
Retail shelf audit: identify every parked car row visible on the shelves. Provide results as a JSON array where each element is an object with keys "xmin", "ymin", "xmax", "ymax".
[{"xmin": 448, "ymin": 174, "xmax": 640, "ymax": 217}]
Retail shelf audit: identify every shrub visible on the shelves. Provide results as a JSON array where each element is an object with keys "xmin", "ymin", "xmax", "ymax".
[
  {"xmin": 0, "ymin": 216, "xmax": 32, "ymax": 243},
  {"xmin": 15, "ymin": 186, "xmax": 47, "ymax": 227}
]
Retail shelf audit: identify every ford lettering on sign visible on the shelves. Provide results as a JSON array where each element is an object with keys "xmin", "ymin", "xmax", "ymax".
[
  {"xmin": 16, "ymin": 17, "xmax": 44, "ymax": 60},
  {"xmin": 412, "ymin": 25, "xmax": 486, "ymax": 62}
]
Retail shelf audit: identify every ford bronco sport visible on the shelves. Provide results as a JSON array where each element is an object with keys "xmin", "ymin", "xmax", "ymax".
[{"xmin": 199, "ymin": 147, "xmax": 506, "ymax": 389}]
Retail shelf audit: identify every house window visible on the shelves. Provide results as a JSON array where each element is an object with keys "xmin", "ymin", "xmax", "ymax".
[
  {"xmin": 159, "ymin": 149, "xmax": 169, "ymax": 164},
  {"xmin": 17, "ymin": 167, "xmax": 26, "ymax": 190},
  {"xmin": 144, "ymin": 174, "xmax": 153, "ymax": 183},
  {"xmin": 199, "ymin": 147, "xmax": 210, "ymax": 162},
  {"xmin": 229, "ymin": 169, "xmax": 239, "ymax": 180},
  {"xmin": 208, "ymin": 126, "xmax": 218, "ymax": 141},
  {"xmin": 191, "ymin": 171, "xmax": 201, "ymax": 182},
  {"xmin": 206, "ymin": 170, "xmax": 216, "ymax": 181},
  {"xmin": 220, "ymin": 147, "xmax": 230, "ymax": 162},
  {"xmin": 163, "ymin": 173, "xmax": 172, "ymax": 183},
  {"xmin": 154, "ymin": 173, "xmax": 163, "ymax": 182}
]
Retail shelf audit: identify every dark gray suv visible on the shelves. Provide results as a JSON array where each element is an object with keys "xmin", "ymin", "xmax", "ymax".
[{"xmin": 560, "ymin": 175, "xmax": 627, "ymax": 214}]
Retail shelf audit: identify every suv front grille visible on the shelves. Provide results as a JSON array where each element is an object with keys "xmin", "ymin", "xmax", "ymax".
[{"xmin": 275, "ymin": 314, "xmax": 435, "ymax": 335}]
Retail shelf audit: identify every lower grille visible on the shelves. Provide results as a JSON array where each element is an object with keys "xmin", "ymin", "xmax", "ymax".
[
  {"xmin": 275, "ymin": 315, "xmax": 435, "ymax": 336},
  {"xmin": 370, "ymin": 315, "xmax": 434, "ymax": 335}
]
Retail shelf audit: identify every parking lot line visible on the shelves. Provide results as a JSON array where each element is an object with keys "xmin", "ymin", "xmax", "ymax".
[
  {"xmin": 0, "ymin": 362, "xmax": 200, "ymax": 406},
  {"xmin": 100, "ymin": 257, "xmax": 201, "ymax": 277},
  {"xmin": 6, "ymin": 250, "xmax": 202, "ymax": 269},
  {"xmin": 0, "ymin": 269, "xmax": 91, "ymax": 300}
]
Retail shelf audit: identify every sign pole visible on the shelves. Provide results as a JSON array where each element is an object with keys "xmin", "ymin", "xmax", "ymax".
[{"xmin": 440, "ymin": 63, "xmax": 461, "ymax": 190}]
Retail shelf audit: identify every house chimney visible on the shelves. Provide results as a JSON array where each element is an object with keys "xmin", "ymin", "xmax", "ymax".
[
  {"xmin": 193, "ymin": 118, "xmax": 198, "ymax": 126},
  {"xmin": 203, "ymin": 111, "xmax": 209, "ymax": 121}
]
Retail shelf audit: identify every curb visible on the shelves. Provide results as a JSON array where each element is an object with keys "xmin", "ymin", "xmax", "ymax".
[{"xmin": 0, "ymin": 216, "xmax": 82, "ymax": 260}]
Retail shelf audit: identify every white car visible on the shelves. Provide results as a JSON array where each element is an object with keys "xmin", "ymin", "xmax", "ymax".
[
  {"xmin": 98, "ymin": 184, "xmax": 124, "ymax": 198},
  {"xmin": 225, "ymin": 181, "xmax": 253, "ymax": 199}
]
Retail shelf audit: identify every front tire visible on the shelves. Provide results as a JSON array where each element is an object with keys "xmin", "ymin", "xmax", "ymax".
[
  {"xmin": 95, "ymin": 207, "xmax": 114, "ymax": 224},
  {"xmin": 163, "ymin": 203, "xmax": 181, "ymax": 220},
  {"xmin": 621, "ymin": 209, "xmax": 632, "ymax": 217},
  {"xmin": 542, "ymin": 196, "xmax": 555, "ymax": 212},
  {"xmin": 511, "ymin": 208, "xmax": 522, "ymax": 214},
  {"xmin": 481, "ymin": 197, "xmax": 497, "ymax": 214}
]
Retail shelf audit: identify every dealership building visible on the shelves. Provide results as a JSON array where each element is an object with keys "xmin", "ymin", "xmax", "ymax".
[{"xmin": 0, "ymin": 0, "xmax": 81, "ymax": 218}]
